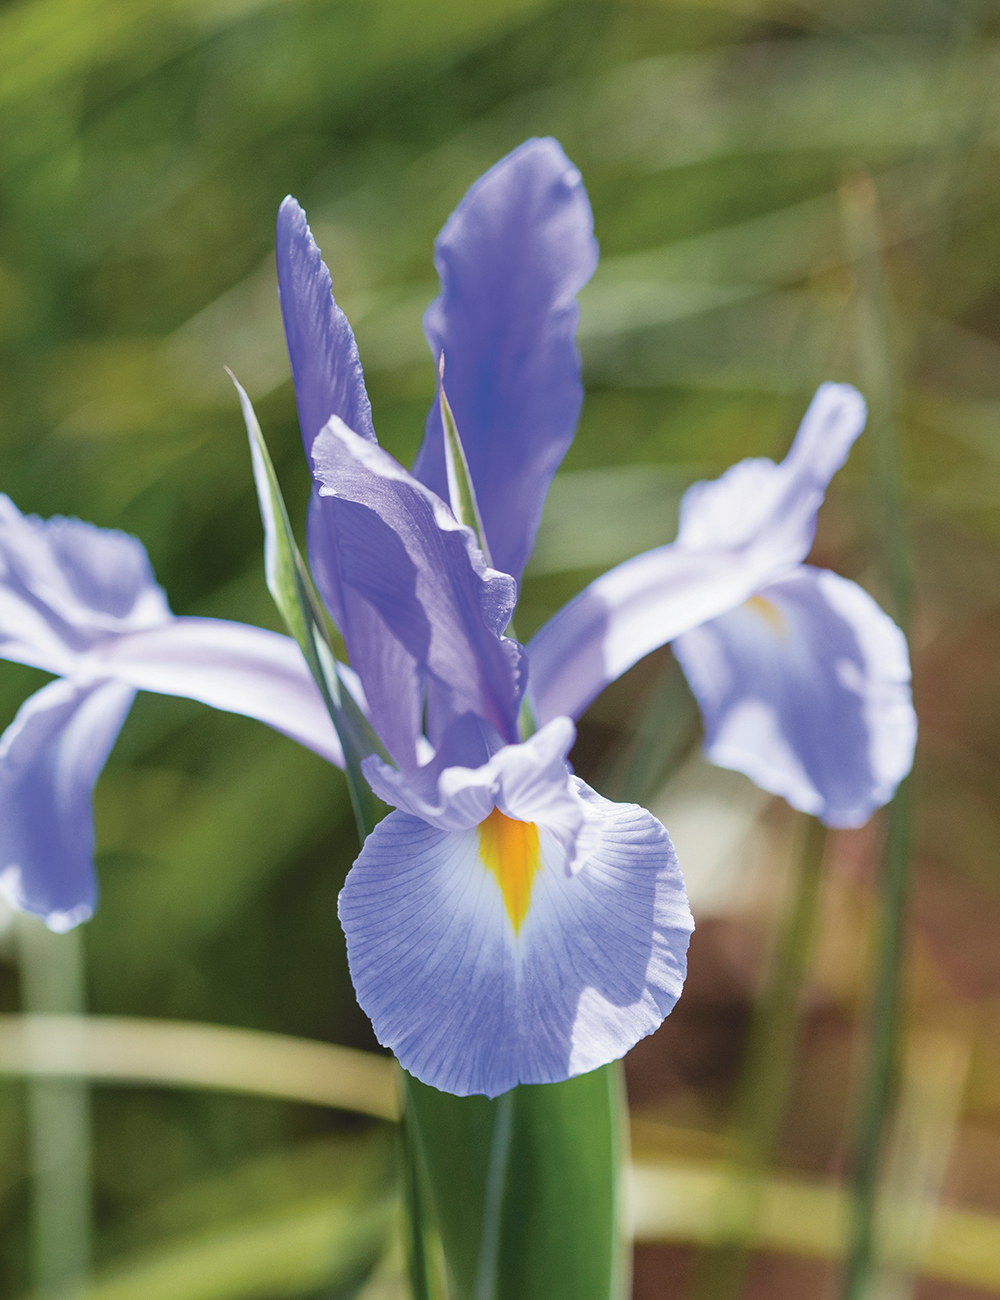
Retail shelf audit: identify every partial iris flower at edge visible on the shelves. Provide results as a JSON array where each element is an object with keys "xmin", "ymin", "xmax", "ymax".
[
  {"xmin": 0, "ymin": 496, "xmax": 343, "ymax": 930},
  {"xmin": 526, "ymin": 383, "xmax": 917, "ymax": 829}
]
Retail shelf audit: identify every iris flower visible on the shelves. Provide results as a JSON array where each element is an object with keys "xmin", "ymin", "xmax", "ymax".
[
  {"xmin": 0, "ymin": 138, "xmax": 915, "ymax": 1099},
  {"xmin": 0, "ymin": 496, "xmax": 342, "ymax": 931}
]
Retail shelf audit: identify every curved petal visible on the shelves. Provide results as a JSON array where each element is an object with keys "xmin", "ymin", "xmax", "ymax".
[
  {"xmin": 363, "ymin": 714, "xmax": 587, "ymax": 849},
  {"xmin": 675, "ymin": 383, "xmax": 866, "ymax": 559},
  {"xmin": 672, "ymin": 566, "xmax": 916, "ymax": 827},
  {"xmin": 275, "ymin": 201, "xmax": 391, "ymax": 737},
  {"xmin": 0, "ymin": 677, "xmax": 136, "ymax": 931},
  {"xmin": 312, "ymin": 417, "xmax": 524, "ymax": 753},
  {"xmin": 527, "ymin": 383, "xmax": 867, "ymax": 723},
  {"xmin": 276, "ymin": 196, "xmax": 376, "ymax": 453},
  {"xmin": 338, "ymin": 781, "xmax": 692, "ymax": 1097},
  {"xmin": 412, "ymin": 138, "xmax": 598, "ymax": 583},
  {"xmin": 94, "ymin": 617, "xmax": 344, "ymax": 767},
  {"xmin": 0, "ymin": 495, "xmax": 170, "ymax": 674}
]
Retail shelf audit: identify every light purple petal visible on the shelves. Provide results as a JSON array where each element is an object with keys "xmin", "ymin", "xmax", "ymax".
[
  {"xmin": 276, "ymin": 196, "xmax": 376, "ymax": 453},
  {"xmin": 412, "ymin": 138, "xmax": 598, "ymax": 583},
  {"xmin": 312, "ymin": 417, "xmax": 525, "ymax": 757},
  {"xmin": 0, "ymin": 495, "xmax": 170, "ymax": 675},
  {"xmin": 0, "ymin": 678, "xmax": 136, "ymax": 931},
  {"xmin": 363, "ymin": 716, "xmax": 599, "ymax": 872},
  {"xmin": 338, "ymin": 780, "xmax": 691, "ymax": 1097},
  {"xmin": 672, "ymin": 566, "xmax": 916, "ymax": 827},
  {"xmin": 527, "ymin": 383, "xmax": 867, "ymax": 723},
  {"xmin": 274, "ymin": 199, "xmax": 403, "ymax": 750},
  {"xmin": 96, "ymin": 617, "xmax": 344, "ymax": 767}
]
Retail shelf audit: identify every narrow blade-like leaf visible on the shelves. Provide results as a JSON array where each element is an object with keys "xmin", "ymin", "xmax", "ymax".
[{"xmin": 231, "ymin": 373, "xmax": 388, "ymax": 840}]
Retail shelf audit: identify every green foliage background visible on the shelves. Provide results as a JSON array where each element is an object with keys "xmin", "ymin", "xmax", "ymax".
[{"xmin": 1, "ymin": 0, "xmax": 1000, "ymax": 1296}]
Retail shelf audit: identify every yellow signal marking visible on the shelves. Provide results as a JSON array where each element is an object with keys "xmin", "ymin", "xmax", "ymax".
[{"xmin": 478, "ymin": 807, "xmax": 540, "ymax": 932}]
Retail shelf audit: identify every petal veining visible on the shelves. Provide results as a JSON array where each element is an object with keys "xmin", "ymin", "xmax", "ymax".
[
  {"xmin": 338, "ymin": 781, "xmax": 692, "ymax": 1097},
  {"xmin": 276, "ymin": 196, "xmax": 375, "ymax": 453},
  {"xmin": 312, "ymin": 416, "xmax": 524, "ymax": 752},
  {"xmin": 412, "ymin": 137, "xmax": 598, "ymax": 583}
]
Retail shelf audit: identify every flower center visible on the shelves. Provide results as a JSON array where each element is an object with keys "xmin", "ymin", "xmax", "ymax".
[
  {"xmin": 478, "ymin": 807, "xmax": 540, "ymax": 932},
  {"xmin": 745, "ymin": 594, "xmax": 786, "ymax": 636}
]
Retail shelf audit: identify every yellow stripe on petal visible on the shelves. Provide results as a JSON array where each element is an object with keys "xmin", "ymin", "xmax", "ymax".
[
  {"xmin": 745, "ymin": 595, "xmax": 786, "ymax": 636},
  {"xmin": 478, "ymin": 807, "xmax": 540, "ymax": 932}
]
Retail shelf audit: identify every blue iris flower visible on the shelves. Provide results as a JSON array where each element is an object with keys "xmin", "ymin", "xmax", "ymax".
[{"xmin": 0, "ymin": 138, "xmax": 915, "ymax": 1098}]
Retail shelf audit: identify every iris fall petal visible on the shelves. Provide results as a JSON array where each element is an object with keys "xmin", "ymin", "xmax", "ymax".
[
  {"xmin": 672, "ymin": 566, "xmax": 915, "ymax": 827},
  {"xmin": 0, "ymin": 677, "xmax": 136, "ymax": 930},
  {"xmin": 527, "ymin": 383, "xmax": 869, "ymax": 724},
  {"xmin": 339, "ymin": 778, "xmax": 691, "ymax": 1097},
  {"xmin": 99, "ymin": 617, "xmax": 343, "ymax": 767}
]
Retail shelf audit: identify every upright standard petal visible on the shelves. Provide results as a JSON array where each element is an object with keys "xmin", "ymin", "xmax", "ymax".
[
  {"xmin": 276, "ymin": 197, "xmax": 376, "ymax": 452},
  {"xmin": 339, "ymin": 770, "xmax": 691, "ymax": 1097},
  {"xmin": 412, "ymin": 137, "xmax": 598, "ymax": 583},
  {"xmin": 312, "ymin": 417, "xmax": 525, "ymax": 755},
  {"xmin": 527, "ymin": 384, "xmax": 867, "ymax": 723},
  {"xmin": 274, "ymin": 199, "xmax": 404, "ymax": 759},
  {"xmin": 97, "ymin": 617, "xmax": 344, "ymax": 768},
  {"xmin": 672, "ymin": 567, "xmax": 916, "ymax": 827},
  {"xmin": 0, "ymin": 677, "xmax": 136, "ymax": 931},
  {"xmin": 0, "ymin": 495, "xmax": 170, "ymax": 675}
]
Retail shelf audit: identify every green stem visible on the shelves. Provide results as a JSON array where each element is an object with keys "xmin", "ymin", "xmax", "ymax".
[
  {"xmin": 838, "ymin": 171, "xmax": 915, "ymax": 1300},
  {"xmin": 400, "ymin": 1082, "xmax": 434, "ymax": 1300},
  {"xmin": 842, "ymin": 779, "xmax": 913, "ymax": 1300},
  {"xmin": 474, "ymin": 1091, "xmax": 514, "ymax": 1300},
  {"xmin": 690, "ymin": 815, "xmax": 828, "ymax": 1300},
  {"xmin": 16, "ymin": 918, "xmax": 91, "ymax": 1300}
]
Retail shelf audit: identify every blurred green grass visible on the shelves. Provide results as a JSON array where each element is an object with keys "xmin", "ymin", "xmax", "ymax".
[{"xmin": 2, "ymin": 0, "xmax": 1000, "ymax": 1296}]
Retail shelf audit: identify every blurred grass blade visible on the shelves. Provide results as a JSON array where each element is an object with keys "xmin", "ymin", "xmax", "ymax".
[
  {"xmin": 596, "ymin": 650, "xmax": 701, "ymax": 805},
  {"xmin": 404, "ymin": 1064, "xmax": 627, "ymax": 1300},
  {"xmin": 0, "ymin": 1015, "xmax": 399, "ymax": 1120},
  {"xmin": 838, "ymin": 170, "xmax": 916, "ymax": 1300},
  {"xmin": 16, "ymin": 917, "xmax": 91, "ymax": 1300},
  {"xmin": 690, "ymin": 815, "xmax": 827, "ymax": 1300},
  {"xmin": 872, "ymin": 1030, "xmax": 970, "ymax": 1299},
  {"xmin": 231, "ymin": 372, "xmax": 388, "ymax": 841},
  {"xmin": 74, "ymin": 1190, "xmax": 393, "ymax": 1300},
  {"xmin": 840, "ymin": 171, "xmax": 911, "ymax": 626},
  {"xmin": 631, "ymin": 1150, "xmax": 1000, "ymax": 1293}
]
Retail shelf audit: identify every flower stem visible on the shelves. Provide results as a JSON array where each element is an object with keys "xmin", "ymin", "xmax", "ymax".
[
  {"xmin": 841, "ymin": 779, "xmax": 913, "ymax": 1300},
  {"xmin": 690, "ymin": 814, "xmax": 828, "ymax": 1300},
  {"xmin": 15, "ymin": 917, "xmax": 91, "ymax": 1300},
  {"xmin": 838, "ymin": 170, "xmax": 915, "ymax": 1300},
  {"xmin": 474, "ymin": 1091, "xmax": 514, "ymax": 1300}
]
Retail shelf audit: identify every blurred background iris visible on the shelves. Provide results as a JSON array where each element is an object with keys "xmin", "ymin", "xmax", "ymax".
[{"xmin": 1, "ymin": 0, "xmax": 1000, "ymax": 1296}]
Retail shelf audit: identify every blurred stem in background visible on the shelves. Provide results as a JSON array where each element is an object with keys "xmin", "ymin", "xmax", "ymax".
[
  {"xmin": 689, "ymin": 815, "xmax": 828, "ymax": 1300},
  {"xmin": 15, "ymin": 917, "xmax": 91, "ymax": 1300},
  {"xmin": 873, "ymin": 1029, "xmax": 971, "ymax": 1300},
  {"xmin": 839, "ymin": 171, "xmax": 915, "ymax": 1300}
]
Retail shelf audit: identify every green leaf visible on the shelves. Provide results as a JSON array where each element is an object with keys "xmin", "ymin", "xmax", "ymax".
[
  {"xmin": 403, "ymin": 1065, "xmax": 627, "ymax": 1300},
  {"xmin": 231, "ymin": 374, "xmax": 389, "ymax": 842},
  {"xmin": 437, "ymin": 359, "xmax": 492, "ymax": 565}
]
